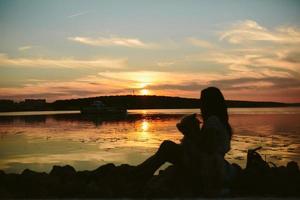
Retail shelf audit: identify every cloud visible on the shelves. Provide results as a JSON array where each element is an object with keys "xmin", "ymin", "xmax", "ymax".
[
  {"xmin": 220, "ymin": 20, "xmax": 300, "ymax": 44},
  {"xmin": 147, "ymin": 76, "xmax": 300, "ymax": 91},
  {"xmin": 157, "ymin": 61, "xmax": 175, "ymax": 67},
  {"xmin": 145, "ymin": 76, "xmax": 300, "ymax": 102},
  {"xmin": 210, "ymin": 50, "xmax": 300, "ymax": 72},
  {"xmin": 186, "ymin": 37, "xmax": 214, "ymax": 48},
  {"xmin": 0, "ymin": 76, "xmax": 131, "ymax": 101},
  {"xmin": 0, "ymin": 54, "xmax": 126, "ymax": 69},
  {"xmin": 96, "ymin": 69, "xmax": 297, "ymax": 95},
  {"xmin": 206, "ymin": 52, "xmax": 298, "ymax": 73},
  {"xmin": 67, "ymin": 11, "xmax": 90, "ymax": 18},
  {"xmin": 68, "ymin": 36, "xmax": 158, "ymax": 49},
  {"xmin": 1, "ymin": 69, "xmax": 299, "ymax": 102},
  {"xmin": 18, "ymin": 46, "xmax": 32, "ymax": 51},
  {"xmin": 186, "ymin": 21, "xmax": 300, "ymax": 75},
  {"xmin": 0, "ymin": 71, "xmax": 222, "ymax": 101},
  {"xmin": 211, "ymin": 77, "xmax": 300, "ymax": 90},
  {"xmin": 2, "ymin": 19, "xmax": 300, "ymax": 102},
  {"xmin": 278, "ymin": 50, "xmax": 300, "ymax": 63},
  {"xmin": 98, "ymin": 71, "xmax": 223, "ymax": 88},
  {"xmin": 97, "ymin": 70, "xmax": 294, "ymax": 94}
]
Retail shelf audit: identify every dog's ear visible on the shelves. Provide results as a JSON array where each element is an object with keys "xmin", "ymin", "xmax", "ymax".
[
  {"xmin": 176, "ymin": 123, "xmax": 182, "ymax": 132},
  {"xmin": 176, "ymin": 122, "xmax": 186, "ymax": 134}
]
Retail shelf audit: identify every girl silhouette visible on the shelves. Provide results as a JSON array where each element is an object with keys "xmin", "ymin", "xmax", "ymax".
[{"xmin": 136, "ymin": 87, "xmax": 233, "ymax": 194}]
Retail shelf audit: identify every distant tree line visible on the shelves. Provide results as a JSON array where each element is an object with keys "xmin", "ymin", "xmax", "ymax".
[{"xmin": 0, "ymin": 95, "xmax": 299, "ymax": 112}]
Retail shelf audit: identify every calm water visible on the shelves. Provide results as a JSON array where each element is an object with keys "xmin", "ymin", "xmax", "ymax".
[{"xmin": 0, "ymin": 108, "xmax": 300, "ymax": 173}]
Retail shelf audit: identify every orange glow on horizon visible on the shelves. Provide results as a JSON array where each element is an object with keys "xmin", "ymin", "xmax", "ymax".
[{"xmin": 140, "ymin": 89, "xmax": 150, "ymax": 95}]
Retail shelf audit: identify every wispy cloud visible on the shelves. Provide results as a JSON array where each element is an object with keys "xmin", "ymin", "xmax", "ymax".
[
  {"xmin": 1, "ymin": 69, "xmax": 299, "ymax": 102},
  {"xmin": 178, "ymin": 24, "xmax": 300, "ymax": 101},
  {"xmin": 231, "ymin": 81, "xmax": 274, "ymax": 89},
  {"xmin": 186, "ymin": 20, "xmax": 300, "ymax": 74},
  {"xmin": 67, "ymin": 11, "xmax": 91, "ymax": 18},
  {"xmin": 0, "ymin": 76, "xmax": 130, "ymax": 101},
  {"xmin": 157, "ymin": 61, "xmax": 175, "ymax": 67},
  {"xmin": 220, "ymin": 20, "xmax": 300, "ymax": 44},
  {"xmin": 68, "ymin": 36, "xmax": 158, "ymax": 49},
  {"xmin": 0, "ymin": 72, "xmax": 160, "ymax": 101},
  {"xmin": 0, "ymin": 54, "xmax": 127, "ymax": 69},
  {"xmin": 205, "ymin": 50, "xmax": 300, "ymax": 72},
  {"xmin": 146, "ymin": 76, "xmax": 300, "ymax": 102},
  {"xmin": 186, "ymin": 37, "xmax": 214, "ymax": 48},
  {"xmin": 0, "ymin": 71, "xmax": 223, "ymax": 101},
  {"xmin": 18, "ymin": 46, "xmax": 33, "ymax": 51}
]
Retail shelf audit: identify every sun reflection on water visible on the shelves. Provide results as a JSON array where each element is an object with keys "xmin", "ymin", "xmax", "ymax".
[
  {"xmin": 138, "ymin": 120, "xmax": 150, "ymax": 141},
  {"xmin": 141, "ymin": 120, "xmax": 149, "ymax": 132}
]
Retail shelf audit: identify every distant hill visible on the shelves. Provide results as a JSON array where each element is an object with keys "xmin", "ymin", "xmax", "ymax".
[
  {"xmin": 0, "ymin": 95, "xmax": 299, "ymax": 112},
  {"xmin": 52, "ymin": 95, "xmax": 300, "ymax": 110}
]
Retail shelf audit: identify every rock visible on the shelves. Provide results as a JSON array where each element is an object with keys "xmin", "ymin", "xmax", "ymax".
[
  {"xmin": 287, "ymin": 161, "xmax": 299, "ymax": 174},
  {"xmin": 50, "ymin": 165, "xmax": 76, "ymax": 177},
  {"xmin": 0, "ymin": 151, "xmax": 299, "ymax": 198},
  {"xmin": 93, "ymin": 163, "xmax": 115, "ymax": 175},
  {"xmin": 0, "ymin": 170, "xmax": 5, "ymax": 176},
  {"xmin": 21, "ymin": 168, "xmax": 47, "ymax": 177},
  {"xmin": 143, "ymin": 166, "xmax": 177, "ymax": 197}
]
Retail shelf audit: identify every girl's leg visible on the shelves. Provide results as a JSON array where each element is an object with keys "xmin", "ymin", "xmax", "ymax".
[{"xmin": 136, "ymin": 140, "xmax": 182, "ymax": 178}]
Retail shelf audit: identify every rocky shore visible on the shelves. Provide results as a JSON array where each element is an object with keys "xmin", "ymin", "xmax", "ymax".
[{"xmin": 0, "ymin": 149, "xmax": 300, "ymax": 198}]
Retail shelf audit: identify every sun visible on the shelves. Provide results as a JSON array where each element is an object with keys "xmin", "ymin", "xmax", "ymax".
[{"xmin": 140, "ymin": 89, "xmax": 150, "ymax": 95}]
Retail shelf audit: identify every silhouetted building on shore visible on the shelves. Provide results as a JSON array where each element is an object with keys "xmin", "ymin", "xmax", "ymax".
[
  {"xmin": 23, "ymin": 99, "xmax": 46, "ymax": 105},
  {"xmin": 19, "ymin": 99, "xmax": 47, "ymax": 111}
]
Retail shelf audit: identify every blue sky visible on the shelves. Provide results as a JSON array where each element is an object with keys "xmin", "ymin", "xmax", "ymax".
[{"xmin": 0, "ymin": 0, "xmax": 300, "ymax": 102}]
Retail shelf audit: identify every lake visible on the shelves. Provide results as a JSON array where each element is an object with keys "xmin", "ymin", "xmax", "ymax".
[{"xmin": 0, "ymin": 107, "xmax": 300, "ymax": 173}]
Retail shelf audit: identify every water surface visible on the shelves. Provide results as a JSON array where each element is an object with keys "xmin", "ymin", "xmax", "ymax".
[{"xmin": 0, "ymin": 108, "xmax": 299, "ymax": 173}]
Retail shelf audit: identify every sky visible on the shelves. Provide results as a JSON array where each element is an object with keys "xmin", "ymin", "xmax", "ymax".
[{"xmin": 0, "ymin": 0, "xmax": 300, "ymax": 102}]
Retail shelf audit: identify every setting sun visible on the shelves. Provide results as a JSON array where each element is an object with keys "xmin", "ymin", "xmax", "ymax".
[{"xmin": 140, "ymin": 89, "xmax": 150, "ymax": 95}]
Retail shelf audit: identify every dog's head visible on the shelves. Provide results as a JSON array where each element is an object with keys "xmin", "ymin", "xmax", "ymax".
[{"xmin": 176, "ymin": 113, "xmax": 201, "ymax": 136}]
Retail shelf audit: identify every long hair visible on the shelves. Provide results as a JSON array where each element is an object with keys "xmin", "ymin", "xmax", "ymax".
[{"xmin": 200, "ymin": 87, "xmax": 232, "ymax": 139}]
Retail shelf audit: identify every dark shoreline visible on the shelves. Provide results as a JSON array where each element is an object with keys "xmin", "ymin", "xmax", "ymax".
[
  {"xmin": 1, "ymin": 95, "xmax": 300, "ymax": 112},
  {"xmin": 1, "ymin": 151, "xmax": 299, "ymax": 198}
]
